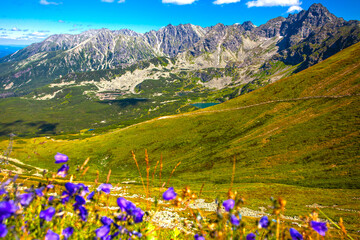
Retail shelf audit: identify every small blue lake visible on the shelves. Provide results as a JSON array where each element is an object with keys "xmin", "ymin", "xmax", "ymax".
[{"xmin": 191, "ymin": 103, "xmax": 220, "ymax": 109}]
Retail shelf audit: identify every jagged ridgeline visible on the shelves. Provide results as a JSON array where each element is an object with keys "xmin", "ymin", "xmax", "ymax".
[{"xmin": 0, "ymin": 3, "xmax": 359, "ymax": 137}]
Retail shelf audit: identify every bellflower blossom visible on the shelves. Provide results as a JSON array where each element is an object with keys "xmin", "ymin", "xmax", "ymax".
[
  {"xmin": 311, "ymin": 221, "xmax": 328, "ymax": 236},
  {"xmin": 222, "ymin": 199, "xmax": 235, "ymax": 212},
  {"xmin": 57, "ymin": 164, "xmax": 70, "ymax": 178},
  {"xmin": 54, "ymin": 153, "xmax": 68, "ymax": 164},
  {"xmin": 45, "ymin": 229, "xmax": 59, "ymax": 240},
  {"xmin": 163, "ymin": 187, "xmax": 177, "ymax": 201},
  {"xmin": 230, "ymin": 214, "xmax": 240, "ymax": 226},
  {"xmin": 117, "ymin": 197, "xmax": 127, "ymax": 212},
  {"xmin": 132, "ymin": 208, "xmax": 144, "ymax": 223},
  {"xmin": 97, "ymin": 183, "xmax": 112, "ymax": 194},
  {"xmin": 0, "ymin": 224, "xmax": 7, "ymax": 238},
  {"xmin": 87, "ymin": 191, "xmax": 95, "ymax": 200},
  {"xmin": 76, "ymin": 205, "xmax": 88, "ymax": 221},
  {"xmin": 95, "ymin": 225, "xmax": 110, "ymax": 238},
  {"xmin": 247, "ymin": 233, "xmax": 256, "ymax": 240},
  {"xmin": 40, "ymin": 207, "xmax": 56, "ymax": 221},
  {"xmin": 62, "ymin": 227, "xmax": 74, "ymax": 240},
  {"xmin": 289, "ymin": 228, "xmax": 303, "ymax": 240},
  {"xmin": 101, "ymin": 216, "xmax": 114, "ymax": 226},
  {"xmin": 259, "ymin": 216, "xmax": 269, "ymax": 229},
  {"xmin": 65, "ymin": 183, "xmax": 78, "ymax": 196},
  {"xmin": 19, "ymin": 193, "xmax": 33, "ymax": 206},
  {"xmin": 0, "ymin": 200, "xmax": 17, "ymax": 221},
  {"xmin": 194, "ymin": 234, "xmax": 205, "ymax": 240}
]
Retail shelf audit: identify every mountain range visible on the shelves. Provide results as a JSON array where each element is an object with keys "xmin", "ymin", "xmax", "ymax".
[
  {"xmin": 1, "ymin": 3, "xmax": 359, "ymax": 97},
  {"xmin": 0, "ymin": 3, "xmax": 359, "ymax": 137}
]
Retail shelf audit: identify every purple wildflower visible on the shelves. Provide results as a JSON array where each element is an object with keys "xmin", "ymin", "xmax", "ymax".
[
  {"xmin": 0, "ymin": 224, "xmax": 7, "ymax": 238},
  {"xmin": 54, "ymin": 153, "xmax": 68, "ymax": 164},
  {"xmin": 259, "ymin": 216, "xmax": 269, "ymax": 229},
  {"xmin": 61, "ymin": 191, "xmax": 70, "ymax": 204},
  {"xmin": 45, "ymin": 229, "xmax": 59, "ymax": 240},
  {"xmin": 77, "ymin": 183, "xmax": 89, "ymax": 197},
  {"xmin": 62, "ymin": 227, "xmax": 74, "ymax": 240},
  {"xmin": 65, "ymin": 183, "xmax": 78, "ymax": 196},
  {"xmin": 163, "ymin": 187, "xmax": 177, "ymax": 201},
  {"xmin": 132, "ymin": 208, "xmax": 144, "ymax": 223},
  {"xmin": 110, "ymin": 232, "xmax": 120, "ymax": 239},
  {"xmin": 87, "ymin": 191, "xmax": 95, "ymax": 200},
  {"xmin": 19, "ymin": 193, "xmax": 34, "ymax": 206},
  {"xmin": 289, "ymin": 228, "xmax": 303, "ymax": 240},
  {"xmin": 97, "ymin": 183, "xmax": 112, "ymax": 194},
  {"xmin": 0, "ymin": 200, "xmax": 17, "ymax": 221},
  {"xmin": 75, "ymin": 195, "xmax": 86, "ymax": 206},
  {"xmin": 222, "ymin": 199, "xmax": 235, "ymax": 212},
  {"xmin": 132, "ymin": 231, "xmax": 142, "ymax": 238},
  {"xmin": 230, "ymin": 214, "xmax": 240, "ymax": 226},
  {"xmin": 0, "ymin": 188, "xmax": 6, "ymax": 196},
  {"xmin": 101, "ymin": 216, "xmax": 114, "ymax": 226},
  {"xmin": 246, "ymin": 233, "xmax": 256, "ymax": 240},
  {"xmin": 57, "ymin": 164, "xmax": 70, "ymax": 178},
  {"xmin": 40, "ymin": 207, "xmax": 56, "ymax": 221},
  {"xmin": 311, "ymin": 221, "xmax": 328, "ymax": 236},
  {"xmin": 194, "ymin": 234, "xmax": 205, "ymax": 240},
  {"xmin": 35, "ymin": 187, "xmax": 44, "ymax": 197},
  {"xmin": 125, "ymin": 201, "xmax": 136, "ymax": 215},
  {"xmin": 48, "ymin": 196, "xmax": 55, "ymax": 202},
  {"xmin": 0, "ymin": 179, "xmax": 11, "ymax": 188},
  {"xmin": 76, "ymin": 205, "xmax": 88, "ymax": 221},
  {"xmin": 95, "ymin": 225, "xmax": 111, "ymax": 238},
  {"xmin": 117, "ymin": 214, "xmax": 127, "ymax": 221},
  {"xmin": 117, "ymin": 197, "xmax": 127, "ymax": 212},
  {"xmin": 47, "ymin": 184, "xmax": 54, "ymax": 189}
]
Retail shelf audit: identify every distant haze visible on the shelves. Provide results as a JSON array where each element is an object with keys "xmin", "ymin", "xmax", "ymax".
[{"xmin": 0, "ymin": 45, "xmax": 27, "ymax": 58}]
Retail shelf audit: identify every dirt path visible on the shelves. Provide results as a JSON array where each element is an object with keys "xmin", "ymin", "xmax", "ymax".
[{"xmin": 0, "ymin": 154, "xmax": 47, "ymax": 175}]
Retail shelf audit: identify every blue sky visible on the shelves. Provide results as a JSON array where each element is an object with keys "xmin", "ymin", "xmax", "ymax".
[{"xmin": 1, "ymin": 0, "xmax": 359, "ymax": 45}]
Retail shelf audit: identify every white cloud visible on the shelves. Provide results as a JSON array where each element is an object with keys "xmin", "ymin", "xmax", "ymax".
[
  {"xmin": 162, "ymin": 0, "xmax": 197, "ymax": 5},
  {"xmin": 246, "ymin": 0, "xmax": 301, "ymax": 7},
  {"xmin": 40, "ymin": 0, "xmax": 61, "ymax": 5},
  {"xmin": 118, "ymin": 0, "xmax": 125, "ymax": 2},
  {"xmin": 10, "ymin": 28, "xmax": 29, "ymax": 32},
  {"xmin": 287, "ymin": 5, "xmax": 303, "ymax": 12},
  {"xmin": 28, "ymin": 32, "xmax": 48, "ymax": 37},
  {"xmin": 213, "ymin": 0, "xmax": 241, "ymax": 4},
  {"xmin": 58, "ymin": 20, "xmax": 65, "ymax": 23}
]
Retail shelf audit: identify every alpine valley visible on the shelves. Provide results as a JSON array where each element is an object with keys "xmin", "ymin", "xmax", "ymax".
[
  {"xmin": 0, "ymin": 1, "xmax": 360, "ymax": 238},
  {"xmin": 0, "ymin": 3, "xmax": 359, "ymax": 137}
]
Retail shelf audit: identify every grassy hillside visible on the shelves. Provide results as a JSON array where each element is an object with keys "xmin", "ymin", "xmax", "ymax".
[{"xmin": 1, "ymin": 42, "xmax": 359, "ymax": 229}]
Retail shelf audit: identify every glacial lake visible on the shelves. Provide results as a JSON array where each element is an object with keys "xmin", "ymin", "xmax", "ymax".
[{"xmin": 191, "ymin": 103, "xmax": 220, "ymax": 109}]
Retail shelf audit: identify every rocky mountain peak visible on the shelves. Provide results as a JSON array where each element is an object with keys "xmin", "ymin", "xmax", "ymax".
[
  {"xmin": 241, "ymin": 21, "xmax": 256, "ymax": 31},
  {"xmin": 211, "ymin": 23, "xmax": 227, "ymax": 32},
  {"xmin": 253, "ymin": 16, "xmax": 286, "ymax": 38},
  {"xmin": 144, "ymin": 23, "xmax": 205, "ymax": 57},
  {"xmin": 279, "ymin": 3, "xmax": 343, "ymax": 48},
  {"xmin": 297, "ymin": 3, "xmax": 338, "ymax": 27}
]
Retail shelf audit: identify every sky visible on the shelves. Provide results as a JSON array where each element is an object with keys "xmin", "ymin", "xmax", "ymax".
[{"xmin": 1, "ymin": 0, "xmax": 359, "ymax": 45}]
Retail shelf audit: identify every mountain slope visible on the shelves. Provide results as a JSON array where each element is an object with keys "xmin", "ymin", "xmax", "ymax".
[{"xmin": 3, "ymin": 42, "xmax": 359, "ymax": 190}]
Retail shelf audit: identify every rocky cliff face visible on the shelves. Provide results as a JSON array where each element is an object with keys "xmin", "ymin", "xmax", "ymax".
[
  {"xmin": 275, "ymin": 3, "xmax": 360, "ymax": 68},
  {"xmin": 0, "ymin": 3, "xmax": 359, "ymax": 96},
  {"xmin": 144, "ymin": 24, "xmax": 206, "ymax": 57}
]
